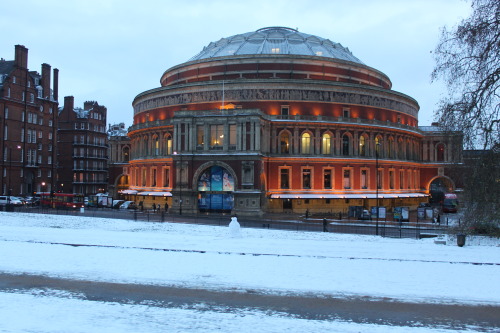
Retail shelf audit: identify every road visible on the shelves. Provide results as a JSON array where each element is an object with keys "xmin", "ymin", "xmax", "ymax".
[{"xmin": 0, "ymin": 273, "xmax": 498, "ymax": 331}]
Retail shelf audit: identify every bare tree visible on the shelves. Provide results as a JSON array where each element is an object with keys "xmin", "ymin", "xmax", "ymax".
[{"xmin": 432, "ymin": 0, "xmax": 499, "ymax": 150}]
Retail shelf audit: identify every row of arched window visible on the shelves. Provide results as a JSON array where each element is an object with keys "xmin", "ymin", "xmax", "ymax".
[
  {"xmin": 277, "ymin": 130, "xmax": 422, "ymax": 160},
  {"xmin": 131, "ymin": 133, "xmax": 173, "ymax": 159}
]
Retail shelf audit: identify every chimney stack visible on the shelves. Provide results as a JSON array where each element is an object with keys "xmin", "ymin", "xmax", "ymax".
[
  {"xmin": 41, "ymin": 63, "xmax": 51, "ymax": 99},
  {"xmin": 14, "ymin": 45, "xmax": 28, "ymax": 69},
  {"xmin": 64, "ymin": 96, "xmax": 75, "ymax": 114},
  {"xmin": 53, "ymin": 68, "xmax": 59, "ymax": 101}
]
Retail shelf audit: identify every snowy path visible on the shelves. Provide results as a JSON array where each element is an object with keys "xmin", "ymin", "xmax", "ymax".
[{"xmin": 1, "ymin": 272, "xmax": 499, "ymax": 331}]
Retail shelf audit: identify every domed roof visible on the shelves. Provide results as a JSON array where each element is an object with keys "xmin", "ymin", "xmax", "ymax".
[{"xmin": 189, "ymin": 27, "xmax": 364, "ymax": 65}]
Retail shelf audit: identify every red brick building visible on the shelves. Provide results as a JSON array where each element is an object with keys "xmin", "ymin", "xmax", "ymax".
[
  {"xmin": 58, "ymin": 97, "xmax": 108, "ymax": 195},
  {"xmin": 127, "ymin": 27, "xmax": 462, "ymax": 216},
  {"xmin": 0, "ymin": 45, "xmax": 59, "ymax": 196}
]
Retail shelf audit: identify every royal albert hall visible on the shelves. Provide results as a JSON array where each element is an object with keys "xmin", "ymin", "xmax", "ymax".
[{"xmin": 126, "ymin": 27, "xmax": 461, "ymax": 216}]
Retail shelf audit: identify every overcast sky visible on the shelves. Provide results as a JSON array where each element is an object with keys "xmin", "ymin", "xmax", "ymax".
[{"xmin": 1, "ymin": 0, "xmax": 470, "ymax": 128}]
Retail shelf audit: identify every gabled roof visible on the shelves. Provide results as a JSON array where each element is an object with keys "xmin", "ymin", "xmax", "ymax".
[{"xmin": 0, "ymin": 60, "xmax": 15, "ymax": 75}]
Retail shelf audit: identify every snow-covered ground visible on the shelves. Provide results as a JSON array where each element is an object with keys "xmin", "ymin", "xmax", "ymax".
[{"xmin": 0, "ymin": 212, "xmax": 499, "ymax": 332}]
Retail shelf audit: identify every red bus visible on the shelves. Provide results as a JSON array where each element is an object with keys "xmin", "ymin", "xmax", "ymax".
[
  {"xmin": 37, "ymin": 192, "xmax": 85, "ymax": 209},
  {"xmin": 442, "ymin": 193, "xmax": 459, "ymax": 213}
]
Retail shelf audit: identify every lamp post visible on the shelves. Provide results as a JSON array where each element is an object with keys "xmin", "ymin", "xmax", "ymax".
[
  {"xmin": 174, "ymin": 151, "xmax": 182, "ymax": 215},
  {"xmin": 375, "ymin": 142, "xmax": 380, "ymax": 236}
]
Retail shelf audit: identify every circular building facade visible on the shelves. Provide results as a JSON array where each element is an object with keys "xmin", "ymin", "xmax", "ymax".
[{"xmin": 128, "ymin": 27, "xmax": 460, "ymax": 216}]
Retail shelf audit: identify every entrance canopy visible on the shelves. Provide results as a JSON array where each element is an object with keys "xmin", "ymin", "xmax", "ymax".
[
  {"xmin": 270, "ymin": 193, "xmax": 428, "ymax": 199},
  {"xmin": 137, "ymin": 191, "xmax": 172, "ymax": 197}
]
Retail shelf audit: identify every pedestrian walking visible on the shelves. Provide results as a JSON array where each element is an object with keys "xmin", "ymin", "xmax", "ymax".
[
  {"xmin": 305, "ymin": 209, "xmax": 309, "ymax": 219},
  {"xmin": 164, "ymin": 202, "xmax": 169, "ymax": 213},
  {"xmin": 323, "ymin": 218, "xmax": 328, "ymax": 232},
  {"xmin": 152, "ymin": 203, "xmax": 156, "ymax": 213}
]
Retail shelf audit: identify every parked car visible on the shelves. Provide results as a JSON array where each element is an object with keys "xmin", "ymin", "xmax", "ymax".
[
  {"xmin": 120, "ymin": 201, "xmax": 137, "ymax": 210},
  {"xmin": 0, "ymin": 196, "xmax": 23, "ymax": 206},
  {"xmin": 112, "ymin": 200, "xmax": 125, "ymax": 209},
  {"xmin": 13, "ymin": 197, "xmax": 26, "ymax": 205},
  {"xmin": 359, "ymin": 209, "xmax": 371, "ymax": 220}
]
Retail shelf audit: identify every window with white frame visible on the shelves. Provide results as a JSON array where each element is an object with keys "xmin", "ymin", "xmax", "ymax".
[
  {"xmin": 343, "ymin": 168, "xmax": 352, "ymax": 189},
  {"xmin": 302, "ymin": 168, "xmax": 312, "ymax": 189}
]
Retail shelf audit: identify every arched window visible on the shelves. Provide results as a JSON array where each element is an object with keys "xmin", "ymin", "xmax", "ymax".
[
  {"xmin": 436, "ymin": 143, "xmax": 445, "ymax": 161},
  {"xmin": 406, "ymin": 141, "xmax": 411, "ymax": 160},
  {"xmin": 122, "ymin": 146, "xmax": 130, "ymax": 162},
  {"xmin": 398, "ymin": 139, "xmax": 404, "ymax": 159},
  {"xmin": 280, "ymin": 132, "xmax": 290, "ymax": 154},
  {"xmin": 388, "ymin": 138, "xmax": 394, "ymax": 159},
  {"xmin": 154, "ymin": 136, "xmax": 159, "ymax": 156},
  {"xmin": 342, "ymin": 134, "xmax": 351, "ymax": 156},
  {"xmin": 322, "ymin": 133, "xmax": 331, "ymax": 155},
  {"xmin": 374, "ymin": 137, "xmax": 381, "ymax": 157},
  {"xmin": 143, "ymin": 137, "xmax": 149, "ymax": 156},
  {"xmin": 301, "ymin": 132, "xmax": 311, "ymax": 154},
  {"xmin": 359, "ymin": 135, "xmax": 366, "ymax": 156},
  {"xmin": 164, "ymin": 134, "xmax": 172, "ymax": 155}
]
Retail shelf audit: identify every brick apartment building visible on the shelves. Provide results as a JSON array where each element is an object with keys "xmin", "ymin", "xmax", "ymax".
[
  {"xmin": 58, "ymin": 97, "xmax": 108, "ymax": 195},
  {"xmin": 0, "ymin": 45, "xmax": 59, "ymax": 196}
]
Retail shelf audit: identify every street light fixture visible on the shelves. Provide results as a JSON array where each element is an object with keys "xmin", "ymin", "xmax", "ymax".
[{"xmin": 375, "ymin": 141, "xmax": 380, "ymax": 236}]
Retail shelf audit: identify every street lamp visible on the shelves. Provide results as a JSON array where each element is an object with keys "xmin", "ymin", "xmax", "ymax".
[
  {"xmin": 173, "ymin": 151, "xmax": 182, "ymax": 215},
  {"xmin": 375, "ymin": 141, "xmax": 380, "ymax": 236}
]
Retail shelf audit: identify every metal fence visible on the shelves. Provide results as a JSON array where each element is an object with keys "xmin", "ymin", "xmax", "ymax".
[{"xmin": 2, "ymin": 205, "xmax": 448, "ymax": 240}]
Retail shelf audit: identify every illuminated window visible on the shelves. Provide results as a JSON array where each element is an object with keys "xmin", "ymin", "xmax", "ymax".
[
  {"xmin": 271, "ymin": 48, "xmax": 280, "ymax": 54},
  {"xmin": 167, "ymin": 137, "xmax": 172, "ymax": 155},
  {"xmin": 301, "ymin": 133, "xmax": 311, "ymax": 154},
  {"xmin": 375, "ymin": 137, "xmax": 381, "ymax": 156},
  {"xmin": 154, "ymin": 137, "xmax": 159, "ymax": 156},
  {"xmin": 359, "ymin": 136, "xmax": 366, "ymax": 156},
  {"xmin": 322, "ymin": 133, "xmax": 331, "ymax": 155},
  {"xmin": 123, "ymin": 147, "xmax": 130, "ymax": 162},
  {"xmin": 210, "ymin": 125, "xmax": 224, "ymax": 147},
  {"xmin": 280, "ymin": 132, "xmax": 290, "ymax": 154}
]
